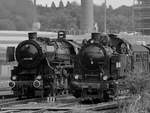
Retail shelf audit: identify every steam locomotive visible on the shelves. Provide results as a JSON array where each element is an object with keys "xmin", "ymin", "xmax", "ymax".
[
  {"xmin": 8, "ymin": 31, "xmax": 80, "ymax": 98},
  {"xmin": 70, "ymin": 33, "xmax": 150, "ymax": 101}
]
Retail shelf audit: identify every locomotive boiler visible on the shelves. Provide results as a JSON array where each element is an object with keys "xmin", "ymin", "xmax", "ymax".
[
  {"xmin": 8, "ymin": 31, "xmax": 80, "ymax": 98},
  {"xmin": 70, "ymin": 33, "xmax": 132, "ymax": 101}
]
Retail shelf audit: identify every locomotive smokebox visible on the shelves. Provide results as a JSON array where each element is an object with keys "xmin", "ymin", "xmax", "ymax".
[
  {"xmin": 28, "ymin": 32, "xmax": 37, "ymax": 40},
  {"xmin": 91, "ymin": 33, "xmax": 101, "ymax": 40}
]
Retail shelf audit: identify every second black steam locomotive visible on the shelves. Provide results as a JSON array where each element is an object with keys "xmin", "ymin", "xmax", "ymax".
[
  {"xmin": 8, "ymin": 31, "xmax": 80, "ymax": 98},
  {"xmin": 70, "ymin": 33, "xmax": 149, "ymax": 101}
]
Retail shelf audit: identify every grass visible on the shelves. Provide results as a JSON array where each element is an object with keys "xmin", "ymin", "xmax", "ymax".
[
  {"xmin": 119, "ymin": 73, "xmax": 150, "ymax": 113},
  {"xmin": 120, "ymin": 93, "xmax": 150, "ymax": 113}
]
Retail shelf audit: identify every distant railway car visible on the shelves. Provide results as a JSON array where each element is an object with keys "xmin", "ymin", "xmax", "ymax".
[
  {"xmin": 8, "ymin": 31, "xmax": 80, "ymax": 98},
  {"xmin": 70, "ymin": 33, "xmax": 145, "ymax": 101},
  {"xmin": 132, "ymin": 45, "xmax": 149, "ymax": 74}
]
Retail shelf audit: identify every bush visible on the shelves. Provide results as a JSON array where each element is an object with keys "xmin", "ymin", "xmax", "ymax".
[
  {"xmin": 125, "ymin": 73, "xmax": 150, "ymax": 94},
  {"xmin": 120, "ymin": 72, "xmax": 150, "ymax": 113}
]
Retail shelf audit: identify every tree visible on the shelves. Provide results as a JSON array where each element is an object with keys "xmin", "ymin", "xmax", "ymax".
[
  {"xmin": 14, "ymin": 0, "xmax": 36, "ymax": 28},
  {"xmin": 14, "ymin": 16, "xmax": 29, "ymax": 30},
  {"xmin": 0, "ymin": 19, "xmax": 16, "ymax": 30},
  {"xmin": 37, "ymin": 2, "xmax": 80, "ymax": 31},
  {"xmin": 0, "ymin": 3, "xmax": 11, "ymax": 19},
  {"xmin": 37, "ymin": 3, "xmax": 133, "ymax": 33},
  {"xmin": 0, "ymin": 0, "xmax": 35, "ymax": 30}
]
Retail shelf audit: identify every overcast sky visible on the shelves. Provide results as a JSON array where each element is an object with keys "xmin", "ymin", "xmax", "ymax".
[{"xmin": 36, "ymin": 0, "xmax": 133, "ymax": 8}]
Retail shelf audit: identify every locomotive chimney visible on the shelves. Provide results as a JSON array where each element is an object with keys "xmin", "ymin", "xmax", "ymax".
[
  {"xmin": 58, "ymin": 31, "xmax": 66, "ymax": 39},
  {"xmin": 91, "ymin": 33, "xmax": 101, "ymax": 40},
  {"xmin": 28, "ymin": 32, "xmax": 37, "ymax": 40}
]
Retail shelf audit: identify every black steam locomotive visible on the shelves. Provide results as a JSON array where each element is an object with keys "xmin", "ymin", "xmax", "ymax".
[
  {"xmin": 70, "ymin": 33, "xmax": 150, "ymax": 101},
  {"xmin": 8, "ymin": 31, "xmax": 80, "ymax": 98}
]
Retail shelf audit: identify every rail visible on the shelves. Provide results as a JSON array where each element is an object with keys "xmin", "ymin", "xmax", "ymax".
[{"xmin": 0, "ymin": 95, "xmax": 132, "ymax": 113}]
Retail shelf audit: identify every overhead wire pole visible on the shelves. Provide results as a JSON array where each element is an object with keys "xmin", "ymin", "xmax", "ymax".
[
  {"xmin": 104, "ymin": 0, "xmax": 107, "ymax": 34},
  {"xmin": 34, "ymin": 0, "xmax": 36, "ymax": 6}
]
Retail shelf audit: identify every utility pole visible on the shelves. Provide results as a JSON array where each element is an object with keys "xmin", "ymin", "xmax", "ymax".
[
  {"xmin": 104, "ymin": 0, "xmax": 107, "ymax": 34},
  {"xmin": 34, "ymin": 0, "xmax": 36, "ymax": 6}
]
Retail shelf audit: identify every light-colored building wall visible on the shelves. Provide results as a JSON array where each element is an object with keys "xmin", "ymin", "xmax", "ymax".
[{"xmin": 80, "ymin": 0, "xmax": 94, "ymax": 34}]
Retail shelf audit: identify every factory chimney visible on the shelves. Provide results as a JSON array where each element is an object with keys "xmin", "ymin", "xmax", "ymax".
[
  {"xmin": 32, "ymin": 0, "xmax": 41, "ymax": 31},
  {"xmin": 80, "ymin": 0, "xmax": 94, "ymax": 34}
]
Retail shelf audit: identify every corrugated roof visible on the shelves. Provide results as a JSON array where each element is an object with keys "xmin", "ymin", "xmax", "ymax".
[{"xmin": 132, "ymin": 45, "xmax": 149, "ymax": 52}]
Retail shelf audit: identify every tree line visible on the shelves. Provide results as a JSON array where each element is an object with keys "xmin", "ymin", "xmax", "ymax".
[
  {"xmin": 0, "ymin": 0, "xmax": 35, "ymax": 31},
  {"xmin": 37, "ymin": 2, "xmax": 133, "ymax": 33},
  {"xmin": 0, "ymin": 0, "xmax": 133, "ymax": 33}
]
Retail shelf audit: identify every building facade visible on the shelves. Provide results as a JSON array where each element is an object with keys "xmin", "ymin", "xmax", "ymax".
[{"xmin": 134, "ymin": 0, "xmax": 150, "ymax": 35}]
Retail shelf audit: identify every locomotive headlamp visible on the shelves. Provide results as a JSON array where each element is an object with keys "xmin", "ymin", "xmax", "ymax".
[
  {"xmin": 33, "ymin": 80, "xmax": 41, "ymax": 88},
  {"xmin": 90, "ymin": 40, "xmax": 94, "ymax": 43},
  {"xmin": 12, "ymin": 76, "xmax": 17, "ymax": 80},
  {"xmin": 115, "ymin": 81, "xmax": 119, "ymax": 84},
  {"xmin": 74, "ymin": 75, "xmax": 79, "ymax": 80},
  {"xmin": 9, "ymin": 81, "xmax": 15, "ymax": 88},
  {"xmin": 103, "ymin": 75, "xmax": 108, "ymax": 81},
  {"xmin": 91, "ymin": 60, "xmax": 94, "ymax": 64},
  {"xmin": 36, "ymin": 75, "xmax": 42, "ymax": 80}
]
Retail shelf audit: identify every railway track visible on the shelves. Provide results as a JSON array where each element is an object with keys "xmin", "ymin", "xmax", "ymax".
[
  {"xmin": 0, "ymin": 95, "xmax": 134, "ymax": 113},
  {"xmin": 0, "ymin": 98, "xmax": 17, "ymax": 104},
  {"xmin": 0, "ymin": 95, "xmax": 77, "ymax": 113},
  {"xmin": 0, "ymin": 98, "xmax": 120, "ymax": 113},
  {"xmin": 0, "ymin": 97, "xmax": 43, "ymax": 108}
]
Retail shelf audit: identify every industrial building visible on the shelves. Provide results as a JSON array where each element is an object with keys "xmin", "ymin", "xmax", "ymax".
[{"xmin": 134, "ymin": 0, "xmax": 150, "ymax": 35}]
